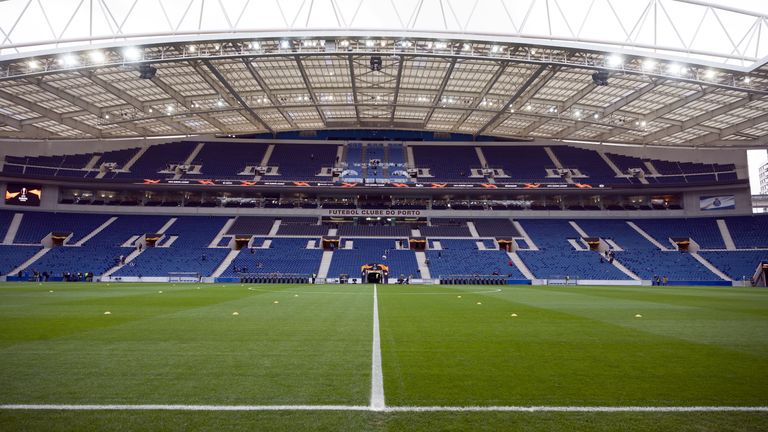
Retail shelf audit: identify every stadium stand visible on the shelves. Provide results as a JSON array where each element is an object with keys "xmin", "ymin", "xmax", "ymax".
[
  {"xmin": 419, "ymin": 219, "xmax": 472, "ymax": 237},
  {"xmin": 0, "ymin": 245, "xmax": 41, "ymax": 276},
  {"xmin": 516, "ymin": 219, "xmax": 631, "ymax": 280},
  {"xmin": 576, "ymin": 219, "xmax": 721, "ymax": 281},
  {"xmin": 0, "ymin": 210, "xmax": 765, "ymax": 284},
  {"xmin": 426, "ymin": 239, "xmax": 526, "ymax": 279},
  {"xmin": 550, "ymin": 146, "xmax": 620, "ymax": 184},
  {"xmin": 0, "ymin": 211, "xmax": 15, "ymax": 240},
  {"xmin": 412, "ymin": 145, "xmax": 480, "ymax": 181},
  {"xmin": 190, "ymin": 142, "xmax": 269, "ymax": 178},
  {"xmin": 337, "ymin": 225, "xmax": 410, "ymax": 237},
  {"xmin": 114, "ymin": 217, "xmax": 230, "ymax": 277},
  {"xmin": 116, "ymin": 141, "xmax": 198, "ymax": 179},
  {"xmin": 328, "ymin": 239, "xmax": 418, "ymax": 279},
  {"xmin": 28, "ymin": 215, "xmax": 170, "ymax": 276},
  {"xmin": 221, "ymin": 238, "xmax": 323, "ymax": 278},
  {"xmin": 472, "ymin": 218, "xmax": 520, "ymax": 237},
  {"xmin": 270, "ymin": 144, "xmax": 337, "ymax": 181},
  {"xmin": 632, "ymin": 218, "xmax": 725, "ymax": 249},
  {"xmin": 724, "ymin": 216, "xmax": 768, "ymax": 249},
  {"xmin": 227, "ymin": 217, "xmax": 275, "ymax": 236},
  {"xmin": 277, "ymin": 218, "xmax": 329, "ymax": 236},
  {"xmin": 13, "ymin": 212, "xmax": 111, "ymax": 245},
  {"xmin": 699, "ymin": 251, "xmax": 768, "ymax": 281},
  {"xmin": 3, "ymin": 141, "xmax": 740, "ymax": 186}
]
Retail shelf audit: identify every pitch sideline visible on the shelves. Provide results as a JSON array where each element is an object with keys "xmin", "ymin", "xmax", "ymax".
[{"xmin": 1, "ymin": 405, "xmax": 766, "ymax": 412}]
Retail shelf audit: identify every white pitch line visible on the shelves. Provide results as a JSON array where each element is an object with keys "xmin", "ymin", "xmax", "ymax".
[
  {"xmin": 370, "ymin": 283, "xmax": 385, "ymax": 411},
  {"xmin": 1, "ymin": 405, "xmax": 766, "ymax": 413}
]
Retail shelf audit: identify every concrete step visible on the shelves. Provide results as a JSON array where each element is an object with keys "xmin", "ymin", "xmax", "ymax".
[
  {"xmin": 691, "ymin": 253, "xmax": 732, "ymax": 281},
  {"xmin": 507, "ymin": 251, "xmax": 534, "ymax": 279},
  {"xmin": 317, "ymin": 250, "xmax": 334, "ymax": 279},
  {"xmin": 609, "ymin": 254, "xmax": 641, "ymax": 280},
  {"xmin": 569, "ymin": 220, "xmax": 589, "ymax": 237},
  {"xmin": 74, "ymin": 217, "xmax": 117, "ymax": 246},
  {"xmin": 716, "ymin": 219, "xmax": 736, "ymax": 250},
  {"xmin": 626, "ymin": 221, "xmax": 670, "ymax": 251},
  {"xmin": 268, "ymin": 220, "xmax": 281, "ymax": 236},
  {"xmin": 10, "ymin": 247, "xmax": 51, "ymax": 275},
  {"xmin": 415, "ymin": 251, "xmax": 431, "ymax": 279},
  {"xmin": 3, "ymin": 213, "xmax": 23, "ymax": 245},
  {"xmin": 544, "ymin": 147, "xmax": 564, "ymax": 169},
  {"xmin": 208, "ymin": 217, "xmax": 237, "ymax": 248},
  {"xmin": 512, "ymin": 220, "xmax": 539, "ymax": 250},
  {"xmin": 211, "ymin": 249, "xmax": 242, "ymax": 278},
  {"xmin": 102, "ymin": 248, "xmax": 144, "ymax": 278},
  {"xmin": 467, "ymin": 221, "xmax": 480, "ymax": 238}
]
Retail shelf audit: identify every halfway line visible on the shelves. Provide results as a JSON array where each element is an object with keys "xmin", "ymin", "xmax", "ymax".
[{"xmin": 370, "ymin": 283, "xmax": 385, "ymax": 410}]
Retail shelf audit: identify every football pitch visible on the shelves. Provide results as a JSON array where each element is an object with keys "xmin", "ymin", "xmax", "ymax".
[{"xmin": 0, "ymin": 282, "xmax": 767, "ymax": 431}]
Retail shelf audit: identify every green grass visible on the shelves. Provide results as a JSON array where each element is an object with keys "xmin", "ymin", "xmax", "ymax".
[{"xmin": 1, "ymin": 282, "xmax": 767, "ymax": 431}]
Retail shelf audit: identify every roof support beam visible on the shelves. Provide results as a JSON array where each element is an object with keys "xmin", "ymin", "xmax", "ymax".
[
  {"xmin": 423, "ymin": 58, "xmax": 458, "ymax": 127},
  {"xmin": 0, "ymin": 111, "xmax": 52, "ymax": 138},
  {"xmin": 149, "ymin": 74, "xmax": 230, "ymax": 133},
  {"xmin": 686, "ymin": 111, "xmax": 768, "ymax": 146},
  {"xmin": 389, "ymin": 55, "xmax": 405, "ymax": 123},
  {"xmin": 525, "ymin": 82, "xmax": 597, "ymax": 136},
  {"xmin": 242, "ymin": 59, "xmax": 297, "ymax": 129},
  {"xmin": 35, "ymin": 81, "xmax": 147, "ymax": 135},
  {"xmin": 347, "ymin": 55, "xmax": 361, "ymax": 125},
  {"xmin": 453, "ymin": 62, "xmax": 507, "ymax": 132},
  {"xmin": 295, "ymin": 56, "xmax": 327, "ymax": 126},
  {"xmin": 0, "ymin": 88, "xmax": 102, "ymax": 137},
  {"xmin": 197, "ymin": 60, "xmax": 273, "ymax": 134},
  {"xmin": 476, "ymin": 64, "xmax": 551, "ymax": 136},
  {"xmin": 641, "ymin": 96, "xmax": 755, "ymax": 144},
  {"xmin": 83, "ymin": 71, "xmax": 193, "ymax": 135},
  {"xmin": 597, "ymin": 84, "xmax": 713, "ymax": 141}
]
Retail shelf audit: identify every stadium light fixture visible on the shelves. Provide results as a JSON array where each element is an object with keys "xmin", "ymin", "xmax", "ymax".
[
  {"xmin": 365, "ymin": 39, "xmax": 375, "ymax": 48},
  {"xmin": 380, "ymin": 40, "xmax": 387, "ymax": 47},
  {"xmin": 704, "ymin": 69, "xmax": 716, "ymax": 79},
  {"xmin": 27, "ymin": 60, "xmax": 39, "ymax": 70},
  {"xmin": 435, "ymin": 41, "xmax": 447, "ymax": 49},
  {"xmin": 280, "ymin": 40, "xmax": 290, "ymax": 49},
  {"xmin": 606, "ymin": 55, "xmax": 623, "ymax": 67},
  {"xmin": 60, "ymin": 54, "xmax": 79, "ymax": 67},
  {"xmin": 89, "ymin": 51, "xmax": 105, "ymax": 63},
  {"xmin": 462, "ymin": 43, "xmax": 471, "ymax": 51},
  {"xmin": 217, "ymin": 100, "xmax": 225, "ymax": 107},
  {"xmin": 251, "ymin": 41, "xmax": 261, "ymax": 50},
  {"xmin": 188, "ymin": 45, "xmax": 196, "ymax": 53},
  {"xmin": 491, "ymin": 45, "xmax": 501, "ymax": 53},
  {"xmin": 667, "ymin": 63, "xmax": 686, "ymax": 75},
  {"xmin": 593, "ymin": 113, "xmax": 599, "ymax": 119},
  {"xmin": 743, "ymin": 76, "xmax": 752, "ymax": 84},
  {"xmin": 339, "ymin": 40, "xmax": 349, "ymax": 48},
  {"xmin": 123, "ymin": 47, "xmax": 142, "ymax": 61},
  {"xmin": 640, "ymin": 120, "xmax": 647, "ymax": 127},
  {"xmin": 642, "ymin": 59, "xmax": 656, "ymax": 71}
]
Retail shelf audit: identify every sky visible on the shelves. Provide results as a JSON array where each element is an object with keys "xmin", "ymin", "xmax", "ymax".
[{"xmin": 748, "ymin": 148, "xmax": 768, "ymax": 195}]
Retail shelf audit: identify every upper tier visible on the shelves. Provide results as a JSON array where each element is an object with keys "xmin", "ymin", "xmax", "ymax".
[{"xmin": 2, "ymin": 140, "xmax": 738, "ymax": 187}]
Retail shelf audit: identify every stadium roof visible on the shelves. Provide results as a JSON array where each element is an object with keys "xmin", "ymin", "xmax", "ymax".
[{"xmin": 0, "ymin": 0, "xmax": 767, "ymax": 148}]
